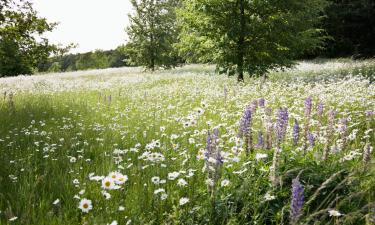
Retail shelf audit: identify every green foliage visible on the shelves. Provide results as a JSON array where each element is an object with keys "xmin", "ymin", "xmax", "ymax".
[
  {"xmin": 0, "ymin": 38, "xmax": 32, "ymax": 75},
  {"xmin": 125, "ymin": 0, "xmax": 181, "ymax": 71},
  {"xmin": 38, "ymin": 47, "xmax": 129, "ymax": 72},
  {"xmin": 75, "ymin": 50, "xmax": 110, "ymax": 70},
  {"xmin": 0, "ymin": 0, "xmax": 61, "ymax": 77},
  {"xmin": 177, "ymin": 0, "xmax": 328, "ymax": 80}
]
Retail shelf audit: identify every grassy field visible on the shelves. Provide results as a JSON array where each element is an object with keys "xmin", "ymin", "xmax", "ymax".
[{"xmin": 0, "ymin": 59, "xmax": 374, "ymax": 225}]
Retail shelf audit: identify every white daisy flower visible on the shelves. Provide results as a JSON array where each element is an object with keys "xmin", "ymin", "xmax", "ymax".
[
  {"xmin": 107, "ymin": 220, "xmax": 118, "ymax": 225},
  {"xmin": 115, "ymin": 173, "xmax": 128, "ymax": 185},
  {"xmin": 154, "ymin": 188, "xmax": 165, "ymax": 194},
  {"xmin": 101, "ymin": 177, "xmax": 116, "ymax": 190},
  {"xmin": 177, "ymin": 178, "xmax": 188, "ymax": 187},
  {"xmin": 9, "ymin": 216, "xmax": 18, "ymax": 221},
  {"xmin": 151, "ymin": 176, "xmax": 160, "ymax": 184},
  {"xmin": 221, "ymin": 179, "xmax": 230, "ymax": 187},
  {"xmin": 264, "ymin": 193, "xmax": 276, "ymax": 201},
  {"xmin": 168, "ymin": 172, "xmax": 180, "ymax": 180},
  {"xmin": 78, "ymin": 198, "xmax": 92, "ymax": 213},
  {"xmin": 179, "ymin": 197, "xmax": 189, "ymax": 206},
  {"xmin": 328, "ymin": 209, "xmax": 343, "ymax": 217},
  {"xmin": 53, "ymin": 199, "xmax": 60, "ymax": 205},
  {"xmin": 255, "ymin": 153, "xmax": 268, "ymax": 160}
]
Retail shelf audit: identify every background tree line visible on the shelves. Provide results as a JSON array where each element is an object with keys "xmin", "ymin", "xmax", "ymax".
[
  {"xmin": 37, "ymin": 47, "xmax": 129, "ymax": 73},
  {"xmin": 1, "ymin": 0, "xmax": 374, "ymax": 78}
]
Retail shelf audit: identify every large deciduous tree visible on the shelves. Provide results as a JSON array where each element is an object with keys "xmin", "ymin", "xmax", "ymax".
[
  {"xmin": 125, "ymin": 0, "xmax": 181, "ymax": 71},
  {"xmin": 0, "ymin": 0, "xmax": 60, "ymax": 77},
  {"xmin": 177, "ymin": 0, "xmax": 328, "ymax": 81}
]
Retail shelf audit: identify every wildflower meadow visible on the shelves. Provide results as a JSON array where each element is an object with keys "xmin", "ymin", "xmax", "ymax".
[{"xmin": 0, "ymin": 60, "xmax": 374, "ymax": 224}]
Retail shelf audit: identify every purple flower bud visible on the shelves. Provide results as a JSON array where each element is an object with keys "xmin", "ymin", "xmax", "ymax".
[
  {"xmin": 205, "ymin": 131, "xmax": 213, "ymax": 160},
  {"xmin": 292, "ymin": 119, "xmax": 299, "ymax": 146},
  {"xmin": 239, "ymin": 105, "xmax": 252, "ymax": 137},
  {"xmin": 365, "ymin": 110, "xmax": 374, "ymax": 118},
  {"xmin": 257, "ymin": 131, "xmax": 264, "ymax": 148},
  {"xmin": 328, "ymin": 109, "xmax": 336, "ymax": 121},
  {"xmin": 317, "ymin": 101, "xmax": 324, "ymax": 117},
  {"xmin": 258, "ymin": 98, "xmax": 265, "ymax": 107},
  {"xmin": 276, "ymin": 108, "xmax": 289, "ymax": 146},
  {"xmin": 307, "ymin": 132, "xmax": 315, "ymax": 147},
  {"xmin": 339, "ymin": 118, "xmax": 348, "ymax": 134},
  {"xmin": 290, "ymin": 177, "xmax": 304, "ymax": 224},
  {"xmin": 328, "ymin": 109, "xmax": 337, "ymax": 131},
  {"xmin": 304, "ymin": 96, "xmax": 312, "ymax": 117},
  {"xmin": 205, "ymin": 128, "xmax": 222, "ymax": 165}
]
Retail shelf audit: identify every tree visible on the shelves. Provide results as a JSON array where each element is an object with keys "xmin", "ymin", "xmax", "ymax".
[
  {"xmin": 125, "ymin": 0, "xmax": 181, "ymax": 71},
  {"xmin": 177, "ymin": 0, "xmax": 328, "ymax": 81},
  {"xmin": 322, "ymin": 0, "xmax": 375, "ymax": 58},
  {"xmin": 75, "ymin": 50, "xmax": 111, "ymax": 70},
  {"xmin": 0, "ymin": 0, "xmax": 60, "ymax": 76}
]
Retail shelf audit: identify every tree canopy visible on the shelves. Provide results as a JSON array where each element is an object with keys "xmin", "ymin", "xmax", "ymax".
[
  {"xmin": 0, "ymin": 0, "xmax": 61, "ymax": 77},
  {"xmin": 177, "ymin": 0, "xmax": 328, "ymax": 81},
  {"xmin": 125, "ymin": 0, "xmax": 181, "ymax": 71}
]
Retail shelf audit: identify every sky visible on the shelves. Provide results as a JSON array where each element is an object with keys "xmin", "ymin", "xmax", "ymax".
[{"xmin": 32, "ymin": 0, "xmax": 132, "ymax": 53}]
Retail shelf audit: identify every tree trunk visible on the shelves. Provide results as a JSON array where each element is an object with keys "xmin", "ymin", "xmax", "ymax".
[
  {"xmin": 237, "ymin": 0, "xmax": 245, "ymax": 82},
  {"xmin": 150, "ymin": 33, "xmax": 155, "ymax": 72}
]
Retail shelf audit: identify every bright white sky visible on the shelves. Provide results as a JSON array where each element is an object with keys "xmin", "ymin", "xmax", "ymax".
[{"xmin": 32, "ymin": 0, "xmax": 132, "ymax": 53}]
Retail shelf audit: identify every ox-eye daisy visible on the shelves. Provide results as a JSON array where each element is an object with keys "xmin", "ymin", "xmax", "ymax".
[
  {"xmin": 78, "ymin": 198, "xmax": 92, "ymax": 213},
  {"xmin": 102, "ymin": 177, "xmax": 117, "ymax": 190}
]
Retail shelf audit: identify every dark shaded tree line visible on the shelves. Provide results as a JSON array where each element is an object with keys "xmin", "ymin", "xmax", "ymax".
[{"xmin": 321, "ymin": 0, "xmax": 375, "ymax": 58}]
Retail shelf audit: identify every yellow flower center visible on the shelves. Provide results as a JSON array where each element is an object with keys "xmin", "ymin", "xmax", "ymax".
[
  {"xmin": 105, "ymin": 181, "xmax": 111, "ymax": 187},
  {"xmin": 83, "ymin": 203, "xmax": 88, "ymax": 209}
]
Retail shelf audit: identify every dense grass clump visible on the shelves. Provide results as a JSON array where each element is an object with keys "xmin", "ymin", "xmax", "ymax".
[{"xmin": 0, "ymin": 60, "xmax": 374, "ymax": 224}]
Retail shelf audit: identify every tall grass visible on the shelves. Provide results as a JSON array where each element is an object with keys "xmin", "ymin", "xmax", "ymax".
[{"xmin": 0, "ymin": 59, "xmax": 374, "ymax": 224}]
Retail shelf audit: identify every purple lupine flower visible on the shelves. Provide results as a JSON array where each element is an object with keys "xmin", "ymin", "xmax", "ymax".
[
  {"xmin": 258, "ymin": 98, "xmax": 265, "ymax": 107},
  {"xmin": 204, "ymin": 128, "xmax": 223, "ymax": 195},
  {"xmin": 292, "ymin": 119, "xmax": 300, "ymax": 146},
  {"xmin": 276, "ymin": 108, "xmax": 289, "ymax": 146},
  {"xmin": 317, "ymin": 101, "xmax": 324, "ymax": 118},
  {"xmin": 328, "ymin": 109, "xmax": 337, "ymax": 122},
  {"xmin": 257, "ymin": 131, "xmax": 264, "ymax": 148},
  {"xmin": 214, "ymin": 150, "xmax": 224, "ymax": 165},
  {"xmin": 307, "ymin": 132, "xmax": 315, "ymax": 147},
  {"xmin": 365, "ymin": 110, "xmax": 374, "ymax": 118},
  {"xmin": 239, "ymin": 105, "xmax": 252, "ymax": 137},
  {"xmin": 339, "ymin": 118, "xmax": 348, "ymax": 134},
  {"xmin": 290, "ymin": 177, "xmax": 304, "ymax": 224},
  {"xmin": 328, "ymin": 109, "xmax": 337, "ymax": 132},
  {"xmin": 205, "ymin": 131, "xmax": 213, "ymax": 160},
  {"xmin": 304, "ymin": 96, "xmax": 313, "ymax": 117},
  {"xmin": 205, "ymin": 128, "xmax": 222, "ymax": 164}
]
